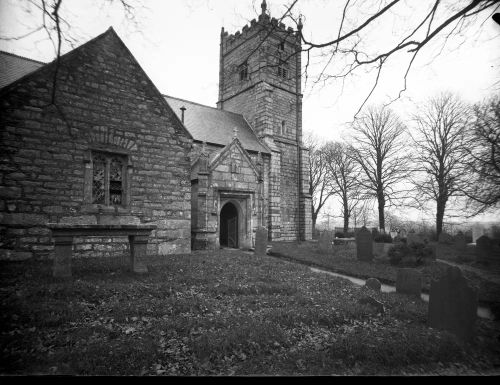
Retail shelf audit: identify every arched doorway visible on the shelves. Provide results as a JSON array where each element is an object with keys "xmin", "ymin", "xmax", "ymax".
[{"xmin": 220, "ymin": 202, "xmax": 238, "ymax": 248}]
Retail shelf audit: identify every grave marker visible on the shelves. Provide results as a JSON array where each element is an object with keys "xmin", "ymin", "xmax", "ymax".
[
  {"xmin": 396, "ymin": 268, "xmax": 422, "ymax": 296},
  {"xmin": 254, "ymin": 226, "xmax": 268, "ymax": 256},
  {"xmin": 356, "ymin": 226, "xmax": 373, "ymax": 261},
  {"xmin": 428, "ymin": 266, "xmax": 477, "ymax": 342}
]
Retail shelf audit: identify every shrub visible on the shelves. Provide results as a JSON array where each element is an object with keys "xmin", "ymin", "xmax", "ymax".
[
  {"xmin": 388, "ymin": 243, "xmax": 409, "ymax": 265},
  {"xmin": 374, "ymin": 233, "xmax": 392, "ymax": 243},
  {"xmin": 388, "ymin": 242, "xmax": 434, "ymax": 267}
]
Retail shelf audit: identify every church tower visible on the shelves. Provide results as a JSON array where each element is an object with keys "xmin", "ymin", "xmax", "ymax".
[{"xmin": 217, "ymin": 0, "xmax": 312, "ymax": 241}]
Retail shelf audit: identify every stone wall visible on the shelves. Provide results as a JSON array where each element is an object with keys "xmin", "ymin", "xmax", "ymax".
[
  {"xmin": 217, "ymin": 11, "xmax": 310, "ymax": 242},
  {"xmin": 0, "ymin": 28, "xmax": 193, "ymax": 261},
  {"xmin": 190, "ymin": 139, "xmax": 268, "ymax": 250}
]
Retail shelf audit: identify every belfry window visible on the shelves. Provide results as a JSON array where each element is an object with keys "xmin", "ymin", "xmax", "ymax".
[
  {"xmin": 277, "ymin": 60, "xmax": 288, "ymax": 79},
  {"xmin": 91, "ymin": 152, "xmax": 126, "ymax": 206},
  {"xmin": 278, "ymin": 42, "xmax": 285, "ymax": 51},
  {"xmin": 239, "ymin": 62, "xmax": 248, "ymax": 81}
]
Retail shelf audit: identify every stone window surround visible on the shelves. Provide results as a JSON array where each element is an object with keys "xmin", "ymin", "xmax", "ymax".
[{"xmin": 82, "ymin": 146, "xmax": 133, "ymax": 214}]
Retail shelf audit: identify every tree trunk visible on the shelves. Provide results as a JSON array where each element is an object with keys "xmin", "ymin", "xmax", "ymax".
[
  {"xmin": 436, "ymin": 199, "xmax": 446, "ymax": 239},
  {"xmin": 342, "ymin": 193, "xmax": 349, "ymax": 236},
  {"xmin": 377, "ymin": 193, "xmax": 385, "ymax": 231},
  {"xmin": 312, "ymin": 211, "xmax": 317, "ymax": 235}
]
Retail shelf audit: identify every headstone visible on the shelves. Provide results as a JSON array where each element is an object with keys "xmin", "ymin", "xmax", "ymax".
[
  {"xmin": 472, "ymin": 225, "xmax": 485, "ymax": 243},
  {"xmin": 407, "ymin": 232, "xmax": 422, "ymax": 245},
  {"xmin": 356, "ymin": 226, "xmax": 373, "ymax": 261},
  {"xmin": 318, "ymin": 231, "xmax": 333, "ymax": 254},
  {"xmin": 365, "ymin": 277, "xmax": 381, "ymax": 291},
  {"xmin": 454, "ymin": 232, "xmax": 467, "ymax": 252},
  {"xmin": 396, "ymin": 268, "xmax": 422, "ymax": 296},
  {"xmin": 428, "ymin": 266, "xmax": 477, "ymax": 342},
  {"xmin": 476, "ymin": 235, "xmax": 492, "ymax": 263},
  {"xmin": 399, "ymin": 229, "xmax": 407, "ymax": 239},
  {"xmin": 254, "ymin": 226, "xmax": 268, "ymax": 256},
  {"xmin": 438, "ymin": 232, "xmax": 453, "ymax": 245},
  {"xmin": 358, "ymin": 295, "xmax": 385, "ymax": 314}
]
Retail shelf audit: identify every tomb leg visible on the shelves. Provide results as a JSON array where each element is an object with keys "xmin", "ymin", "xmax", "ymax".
[
  {"xmin": 129, "ymin": 235, "xmax": 149, "ymax": 274},
  {"xmin": 53, "ymin": 235, "xmax": 73, "ymax": 278}
]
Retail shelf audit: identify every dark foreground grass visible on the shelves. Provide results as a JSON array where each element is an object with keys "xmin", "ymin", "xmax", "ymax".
[
  {"xmin": 1, "ymin": 249, "xmax": 500, "ymax": 375},
  {"xmin": 270, "ymin": 241, "xmax": 500, "ymax": 306}
]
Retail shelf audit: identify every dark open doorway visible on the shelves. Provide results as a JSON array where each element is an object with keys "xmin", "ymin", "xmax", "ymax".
[{"xmin": 220, "ymin": 202, "xmax": 238, "ymax": 248}]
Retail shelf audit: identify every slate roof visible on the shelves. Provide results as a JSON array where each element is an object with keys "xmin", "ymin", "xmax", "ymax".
[
  {"xmin": 0, "ymin": 51, "xmax": 45, "ymax": 89},
  {"xmin": 164, "ymin": 95, "xmax": 270, "ymax": 154}
]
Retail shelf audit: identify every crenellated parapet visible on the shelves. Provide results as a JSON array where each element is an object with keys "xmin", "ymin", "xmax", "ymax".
[{"xmin": 221, "ymin": 14, "xmax": 300, "ymax": 54}]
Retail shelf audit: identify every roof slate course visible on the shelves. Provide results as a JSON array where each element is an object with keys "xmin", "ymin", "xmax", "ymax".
[
  {"xmin": 0, "ymin": 51, "xmax": 45, "ymax": 89},
  {"xmin": 164, "ymin": 95, "xmax": 270, "ymax": 154}
]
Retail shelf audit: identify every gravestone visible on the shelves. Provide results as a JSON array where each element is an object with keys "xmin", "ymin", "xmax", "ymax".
[
  {"xmin": 472, "ymin": 225, "xmax": 485, "ymax": 243},
  {"xmin": 476, "ymin": 235, "xmax": 492, "ymax": 263},
  {"xmin": 358, "ymin": 295, "xmax": 385, "ymax": 314},
  {"xmin": 365, "ymin": 277, "xmax": 381, "ymax": 291},
  {"xmin": 318, "ymin": 231, "xmax": 333, "ymax": 254},
  {"xmin": 399, "ymin": 229, "xmax": 407, "ymax": 239},
  {"xmin": 438, "ymin": 232, "xmax": 454, "ymax": 245},
  {"xmin": 396, "ymin": 268, "xmax": 422, "ymax": 296},
  {"xmin": 454, "ymin": 232, "xmax": 467, "ymax": 252},
  {"xmin": 356, "ymin": 226, "xmax": 373, "ymax": 261},
  {"xmin": 427, "ymin": 266, "xmax": 477, "ymax": 342},
  {"xmin": 254, "ymin": 226, "xmax": 268, "ymax": 256},
  {"xmin": 407, "ymin": 232, "xmax": 422, "ymax": 245}
]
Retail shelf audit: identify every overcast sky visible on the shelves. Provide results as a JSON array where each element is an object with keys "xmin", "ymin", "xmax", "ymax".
[{"xmin": 1, "ymin": 0, "xmax": 499, "ymax": 225}]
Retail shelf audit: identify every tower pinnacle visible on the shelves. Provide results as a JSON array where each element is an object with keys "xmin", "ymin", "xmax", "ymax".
[{"xmin": 261, "ymin": 0, "xmax": 267, "ymax": 15}]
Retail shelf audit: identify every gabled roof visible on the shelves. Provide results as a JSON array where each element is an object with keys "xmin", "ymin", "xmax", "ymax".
[
  {"xmin": 164, "ymin": 95, "xmax": 270, "ymax": 154},
  {"xmin": 0, "ymin": 28, "xmax": 193, "ymax": 141},
  {"xmin": 209, "ymin": 137, "xmax": 260, "ymax": 177},
  {"xmin": 0, "ymin": 51, "xmax": 45, "ymax": 89}
]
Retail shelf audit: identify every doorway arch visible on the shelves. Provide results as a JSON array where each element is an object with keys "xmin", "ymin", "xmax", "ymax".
[{"xmin": 220, "ymin": 202, "xmax": 238, "ymax": 248}]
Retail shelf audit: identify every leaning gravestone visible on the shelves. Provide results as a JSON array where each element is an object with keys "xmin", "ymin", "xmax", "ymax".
[
  {"xmin": 396, "ymin": 268, "xmax": 422, "ymax": 296},
  {"xmin": 318, "ymin": 231, "xmax": 333, "ymax": 254},
  {"xmin": 254, "ymin": 226, "xmax": 268, "ymax": 256},
  {"xmin": 356, "ymin": 226, "xmax": 373, "ymax": 261},
  {"xmin": 428, "ymin": 266, "xmax": 477, "ymax": 342}
]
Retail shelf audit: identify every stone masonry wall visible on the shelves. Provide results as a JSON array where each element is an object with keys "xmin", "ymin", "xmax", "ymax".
[{"xmin": 0, "ymin": 28, "xmax": 192, "ymax": 261}]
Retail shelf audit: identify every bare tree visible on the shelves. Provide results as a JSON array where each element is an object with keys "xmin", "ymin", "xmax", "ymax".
[
  {"xmin": 322, "ymin": 141, "xmax": 364, "ymax": 236},
  {"xmin": 410, "ymin": 92, "xmax": 470, "ymax": 237},
  {"xmin": 463, "ymin": 96, "xmax": 500, "ymax": 214},
  {"xmin": 304, "ymin": 132, "xmax": 335, "ymax": 232},
  {"xmin": 1, "ymin": 0, "xmax": 145, "ymax": 105},
  {"xmin": 349, "ymin": 105, "xmax": 408, "ymax": 231}
]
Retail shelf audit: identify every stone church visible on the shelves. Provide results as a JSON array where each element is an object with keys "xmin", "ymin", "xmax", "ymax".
[{"xmin": 0, "ymin": 1, "xmax": 311, "ymax": 260}]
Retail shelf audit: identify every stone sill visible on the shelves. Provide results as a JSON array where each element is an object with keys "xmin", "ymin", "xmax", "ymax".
[{"xmin": 80, "ymin": 204, "xmax": 131, "ymax": 215}]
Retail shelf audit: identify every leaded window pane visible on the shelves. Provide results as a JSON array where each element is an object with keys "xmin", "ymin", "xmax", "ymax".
[
  {"xmin": 92, "ymin": 155, "xmax": 106, "ymax": 204},
  {"xmin": 109, "ymin": 157, "xmax": 123, "ymax": 205}
]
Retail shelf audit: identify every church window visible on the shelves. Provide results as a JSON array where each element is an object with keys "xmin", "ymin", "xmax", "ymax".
[
  {"xmin": 239, "ymin": 62, "xmax": 248, "ymax": 81},
  {"xmin": 277, "ymin": 60, "xmax": 288, "ymax": 79},
  {"xmin": 281, "ymin": 120, "xmax": 286, "ymax": 135},
  {"xmin": 91, "ymin": 151, "xmax": 127, "ymax": 206},
  {"xmin": 278, "ymin": 42, "xmax": 285, "ymax": 51}
]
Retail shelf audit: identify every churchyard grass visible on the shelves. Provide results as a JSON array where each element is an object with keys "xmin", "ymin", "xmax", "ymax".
[
  {"xmin": 1, "ymin": 249, "xmax": 500, "ymax": 375},
  {"xmin": 270, "ymin": 241, "xmax": 500, "ymax": 306}
]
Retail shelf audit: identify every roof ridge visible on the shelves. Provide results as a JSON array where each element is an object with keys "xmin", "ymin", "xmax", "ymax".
[
  {"xmin": 0, "ymin": 50, "xmax": 46, "ymax": 65},
  {"xmin": 163, "ymin": 94, "xmax": 243, "ymax": 117}
]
